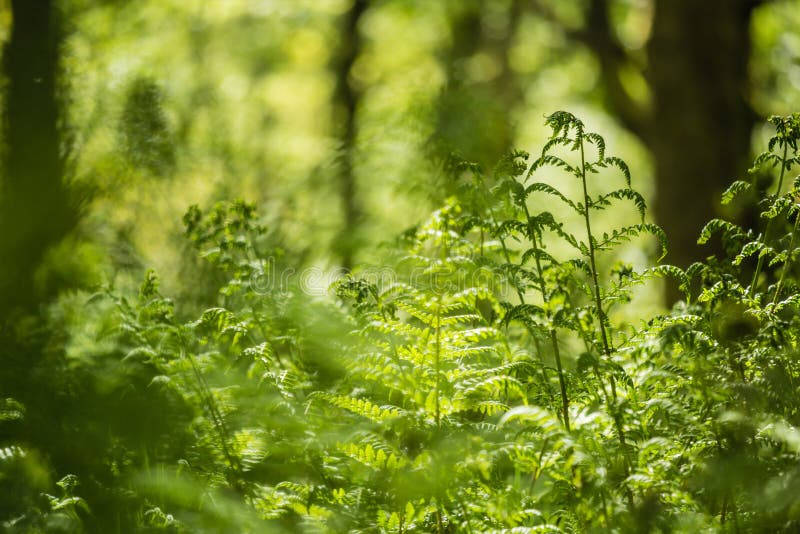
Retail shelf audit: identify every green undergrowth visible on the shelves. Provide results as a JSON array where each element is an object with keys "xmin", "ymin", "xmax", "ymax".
[{"xmin": 3, "ymin": 112, "xmax": 800, "ymax": 533}]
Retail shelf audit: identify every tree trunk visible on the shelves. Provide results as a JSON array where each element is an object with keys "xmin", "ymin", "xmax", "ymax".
[
  {"xmin": 565, "ymin": 0, "xmax": 759, "ymax": 302},
  {"xmin": 647, "ymin": 0, "xmax": 757, "ymax": 301},
  {"xmin": 0, "ymin": 0, "xmax": 72, "ymax": 315},
  {"xmin": 331, "ymin": 0, "xmax": 367, "ymax": 271}
]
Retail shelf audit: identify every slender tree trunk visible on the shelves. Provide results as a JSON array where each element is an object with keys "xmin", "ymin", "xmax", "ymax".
[
  {"xmin": 0, "ymin": 0, "xmax": 75, "ymax": 520},
  {"xmin": 559, "ymin": 0, "xmax": 759, "ymax": 302},
  {"xmin": 0, "ymin": 0, "xmax": 72, "ymax": 315},
  {"xmin": 647, "ymin": 0, "xmax": 757, "ymax": 301},
  {"xmin": 332, "ymin": 0, "xmax": 367, "ymax": 271}
]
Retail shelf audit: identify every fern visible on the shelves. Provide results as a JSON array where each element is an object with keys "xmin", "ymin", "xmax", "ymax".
[{"xmin": 28, "ymin": 112, "xmax": 800, "ymax": 532}]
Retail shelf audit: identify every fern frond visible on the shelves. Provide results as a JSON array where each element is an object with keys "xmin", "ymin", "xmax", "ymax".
[
  {"xmin": 592, "ymin": 188, "xmax": 646, "ymax": 220},
  {"xmin": 530, "ymin": 154, "xmax": 576, "ymax": 175},
  {"xmin": 544, "ymin": 110, "xmax": 584, "ymax": 140},
  {"xmin": 368, "ymin": 320, "xmax": 429, "ymax": 341},
  {"xmin": 524, "ymin": 182, "xmax": 579, "ymax": 212},
  {"xmin": 492, "ymin": 150, "xmax": 530, "ymax": 179},
  {"xmin": 441, "ymin": 327, "xmax": 501, "ymax": 344},
  {"xmin": 602, "ymin": 156, "xmax": 632, "ymax": 187},
  {"xmin": 499, "ymin": 405, "xmax": 564, "ymax": 435},
  {"xmin": 396, "ymin": 345, "xmax": 432, "ymax": 367},
  {"xmin": 734, "ymin": 240, "xmax": 775, "ymax": 266},
  {"xmin": 311, "ymin": 393, "xmax": 404, "ymax": 423},
  {"xmin": 584, "ymin": 132, "xmax": 606, "ymax": 162},
  {"xmin": 457, "ymin": 374, "xmax": 525, "ymax": 400},
  {"xmin": 337, "ymin": 441, "xmax": 407, "ymax": 471},
  {"xmin": 697, "ymin": 219, "xmax": 744, "ymax": 245},
  {"xmin": 503, "ymin": 304, "xmax": 546, "ymax": 325},
  {"xmin": 721, "ymin": 180, "xmax": 752, "ymax": 204},
  {"xmin": 537, "ymin": 136, "xmax": 573, "ymax": 159}
]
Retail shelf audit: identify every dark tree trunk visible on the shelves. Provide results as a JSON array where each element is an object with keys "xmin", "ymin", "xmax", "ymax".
[
  {"xmin": 0, "ymin": 0, "xmax": 78, "ymax": 521},
  {"xmin": 560, "ymin": 0, "xmax": 760, "ymax": 303},
  {"xmin": 331, "ymin": 0, "xmax": 367, "ymax": 271},
  {"xmin": 647, "ymin": 0, "xmax": 758, "ymax": 301},
  {"xmin": 0, "ymin": 0, "xmax": 72, "ymax": 315}
]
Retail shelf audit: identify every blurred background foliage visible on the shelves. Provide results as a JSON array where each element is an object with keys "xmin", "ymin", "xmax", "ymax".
[
  {"xmin": 58, "ymin": 0, "xmax": 800, "ymax": 295},
  {"xmin": 1, "ymin": 0, "xmax": 800, "ymax": 531},
  {"xmin": 1, "ymin": 0, "xmax": 796, "ymax": 298}
]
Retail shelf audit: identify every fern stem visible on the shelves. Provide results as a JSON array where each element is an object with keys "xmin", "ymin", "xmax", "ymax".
[
  {"xmin": 775, "ymin": 142, "xmax": 790, "ymax": 197},
  {"xmin": 487, "ymin": 171, "xmax": 565, "ymax": 425},
  {"xmin": 497, "ymin": 236, "xmax": 556, "ymax": 407},
  {"xmin": 184, "ymin": 349, "xmax": 241, "ymax": 483},
  {"xmin": 772, "ymin": 204, "xmax": 800, "ymax": 304},
  {"xmin": 578, "ymin": 136, "xmax": 633, "ymax": 508},
  {"xmin": 579, "ymin": 138, "xmax": 613, "ymax": 360},
  {"xmin": 749, "ymin": 142, "xmax": 789, "ymax": 298},
  {"xmin": 432, "ymin": 215, "xmax": 451, "ymax": 431},
  {"xmin": 578, "ymin": 135, "xmax": 622, "ymax": 406},
  {"xmin": 434, "ymin": 297, "xmax": 441, "ymax": 429},
  {"xmin": 522, "ymin": 203, "xmax": 570, "ymax": 432},
  {"xmin": 495, "ymin": 213, "xmax": 563, "ymax": 426}
]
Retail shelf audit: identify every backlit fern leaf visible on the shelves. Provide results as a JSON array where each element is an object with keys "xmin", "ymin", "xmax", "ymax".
[
  {"xmin": 697, "ymin": 219, "xmax": 744, "ymax": 244},
  {"xmin": 602, "ymin": 156, "xmax": 632, "ymax": 188},
  {"xmin": 544, "ymin": 110, "xmax": 585, "ymax": 141},
  {"xmin": 368, "ymin": 320, "xmax": 429, "ymax": 341},
  {"xmin": 524, "ymin": 182, "xmax": 579, "ymax": 212},
  {"xmin": 592, "ymin": 188, "xmax": 646, "ymax": 220},
  {"xmin": 734, "ymin": 240, "xmax": 774, "ymax": 266},
  {"xmin": 584, "ymin": 132, "xmax": 606, "ymax": 162},
  {"xmin": 721, "ymin": 180, "xmax": 752, "ymax": 205},
  {"xmin": 530, "ymin": 154, "xmax": 576, "ymax": 175},
  {"xmin": 311, "ymin": 393, "xmax": 403, "ymax": 423},
  {"xmin": 337, "ymin": 442, "xmax": 407, "ymax": 471}
]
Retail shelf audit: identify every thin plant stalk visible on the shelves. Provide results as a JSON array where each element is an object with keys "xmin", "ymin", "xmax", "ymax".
[
  {"xmin": 773, "ymin": 204, "xmax": 800, "ymax": 303},
  {"xmin": 497, "ymin": 234, "xmax": 557, "ymax": 407},
  {"xmin": 579, "ymin": 138, "xmax": 613, "ymax": 359},
  {"xmin": 434, "ymin": 297, "xmax": 442, "ymax": 429},
  {"xmin": 521, "ymin": 202, "xmax": 570, "ymax": 432},
  {"xmin": 184, "ymin": 349, "xmax": 242, "ymax": 484},
  {"xmin": 750, "ymin": 142, "xmax": 789, "ymax": 298},
  {"xmin": 578, "ymin": 135, "xmax": 634, "ymax": 507},
  {"xmin": 483, "ymin": 176, "xmax": 569, "ymax": 430}
]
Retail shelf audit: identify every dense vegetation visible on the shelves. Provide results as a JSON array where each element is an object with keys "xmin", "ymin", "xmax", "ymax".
[
  {"xmin": 3, "ymin": 110, "xmax": 800, "ymax": 532},
  {"xmin": 2, "ymin": 2, "xmax": 800, "ymax": 532}
]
